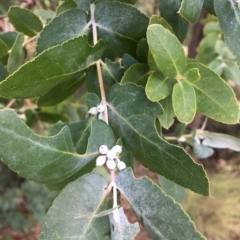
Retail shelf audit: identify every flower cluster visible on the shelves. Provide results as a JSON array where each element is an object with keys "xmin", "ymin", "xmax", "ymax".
[
  {"xmin": 96, "ymin": 145, "xmax": 126, "ymax": 171},
  {"xmin": 88, "ymin": 104, "xmax": 105, "ymax": 120}
]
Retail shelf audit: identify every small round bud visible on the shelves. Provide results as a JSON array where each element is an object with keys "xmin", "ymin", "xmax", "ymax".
[
  {"xmin": 99, "ymin": 145, "xmax": 108, "ymax": 154},
  {"xmin": 178, "ymin": 136, "xmax": 186, "ymax": 142},
  {"xmin": 97, "ymin": 104, "xmax": 104, "ymax": 113},
  {"xmin": 106, "ymin": 159, "xmax": 116, "ymax": 170},
  {"xmin": 117, "ymin": 161, "xmax": 126, "ymax": 171},
  {"xmin": 88, "ymin": 107, "xmax": 98, "ymax": 115},
  {"xmin": 111, "ymin": 145, "xmax": 122, "ymax": 154},
  {"xmin": 98, "ymin": 112, "xmax": 104, "ymax": 120},
  {"xmin": 96, "ymin": 156, "xmax": 106, "ymax": 166},
  {"xmin": 106, "ymin": 150, "xmax": 116, "ymax": 160}
]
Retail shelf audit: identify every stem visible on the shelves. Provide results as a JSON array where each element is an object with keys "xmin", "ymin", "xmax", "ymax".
[
  {"xmin": 165, "ymin": 134, "xmax": 192, "ymax": 141},
  {"xmin": 22, "ymin": 33, "xmax": 40, "ymax": 47},
  {"xmin": 5, "ymin": 99, "xmax": 16, "ymax": 108},
  {"xmin": 201, "ymin": 117, "xmax": 208, "ymax": 130},
  {"xmin": 90, "ymin": 4, "xmax": 108, "ymax": 124}
]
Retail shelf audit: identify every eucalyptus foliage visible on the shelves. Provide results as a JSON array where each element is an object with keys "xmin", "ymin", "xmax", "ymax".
[{"xmin": 0, "ymin": 0, "xmax": 240, "ymax": 239}]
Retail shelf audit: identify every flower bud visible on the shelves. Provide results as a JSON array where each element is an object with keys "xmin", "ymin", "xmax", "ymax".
[
  {"xmin": 111, "ymin": 145, "xmax": 122, "ymax": 154},
  {"xmin": 97, "ymin": 104, "xmax": 104, "ymax": 113},
  {"xmin": 98, "ymin": 112, "xmax": 104, "ymax": 120},
  {"xmin": 106, "ymin": 159, "xmax": 116, "ymax": 170},
  {"xmin": 96, "ymin": 156, "xmax": 106, "ymax": 166},
  {"xmin": 106, "ymin": 150, "xmax": 116, "ymax": 160},
  {"xmin": 88, "ymin": 107, "xmax": 98, "ymax": 115},
  {"xmin": 99, "ymin": 145, "xmax": 108, "ymax": 154},
  {"xmin": 117, "ymin": 161, "xmax": 126, "ymax": 171}
]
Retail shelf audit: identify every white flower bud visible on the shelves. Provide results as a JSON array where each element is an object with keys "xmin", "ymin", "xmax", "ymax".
[
  {"xmin": 106, "ymin": 150, "xmax": 116, "ymax": 160},
  {"xmin": 88, "ymin": 107, "xmax": 98, "ymax": 115},
  {"xmin": 117, "ymin": 161, "xmax": 126, "ymax": 171},
  {"xmin": 98, "ymin": 112, "xmax": 104, "ymax": 120},
  {"xmin": 96, "ymin": 156, "xmax": 106, "ymax": 166},
  {"xmin": 111, "ymin": 145, "xmax": 122, "ymax": 154},
  {"xmin": 97, "ymin": 104, "xmax": 104, "ymax": 113},
  {"xmin": 106, "ymin": 159, "xmax": 116, "ymax": 170},
  {"xmin": 178, "ymin": 136, "xmax": 186, "ymax": 142},
  {"xmin": 99, "ymin": 145, "xmax": 108, "ymax": 154}
]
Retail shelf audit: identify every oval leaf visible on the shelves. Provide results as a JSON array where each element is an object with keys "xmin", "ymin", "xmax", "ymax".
[
  {"xmin": 41, "ymin": 173, "xmax": 111, "ymax": 240},
  {"xmin": 147, "ymin": 24, "xmax": 186, "ymax": 78},
  {"xmin": 172, "ymin": 81, "xmax": 197, "ymax": 123},
  {"xmin": 116, "ymin": 169, "xmax": 206, "ymax": 240},
  {"xmin": 108, "ymin": 83, "xmax": 209, "ymax": 195},
  {"xmin": 0, "ymin": 36, "xmax": 104, "ymax": 99},
  {"xmin": 8, "ymin": 6, "xmax": 43, "ymax": 36}
]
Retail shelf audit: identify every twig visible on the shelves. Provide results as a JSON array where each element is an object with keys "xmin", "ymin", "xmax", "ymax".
[
  {"xmin": 5, "ymin": 99, "xmax": 16, "ymax": 108},
  {"xmin": 90, "ymin": 4, "xmax": 108, "ymax": 124},
  {"xmin": 22, "ymin": 33, "xmax": 40, "ymax": 47},
  {"xmin": 201, "ymin": 117, "xmax": 208, "ymax": 130},
  {"xmin": 165, "ymin": 134, "xmax": 192, "ymax": 141}
]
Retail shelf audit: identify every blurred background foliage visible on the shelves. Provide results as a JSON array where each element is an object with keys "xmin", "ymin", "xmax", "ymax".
[{"xmin": 0, "ymin": 0, "xmax": 239, "ymax": 239}]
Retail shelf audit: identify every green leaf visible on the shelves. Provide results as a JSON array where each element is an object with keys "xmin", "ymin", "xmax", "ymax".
[
  {"xmin": 7, "ymin": 33, "xmax": 25, "ymax": 74},
  {"xmin": 8, "ymin": 6, "xmax": 43, "ymax": 37},
  {"xmin": 184, "ymin": 68, "xmax": 200, "ymax": 82},
  {"xmin": 172, "ymin": 81, "xmax": 197, "ymax": 123},
  {"xmin": 109, "ymin": 207, "xmax": 139, "ymax": 240},
  {"xmin": 0, "ymin": 39, "xmax": 8, "ymax": 57},
  {"xmin": 121, "ymin": 63, "xmax": 151, "ymax": 86},
  {"xmin": 208, "ymin": 58, "xmax": 223, "ymax": 75},
  {"xmin": 0, "ymin": 36, "xmax": 104, "ymax": 99},
  {"xmin": 136, "ymin": 38, "xmax": 148, "ymax": 63},
  {"xmin": 215, "ymin": 40, "xmax": 235, "ymax": 59},
  {"xmin": 72, "ymin": 0, "xmax": 93, "ymax": 11},
  {"xmin": 147, "ymin": 24, "xmax": 186, "ymax": 78},
  {"xmin": 158, "ymin": 95, "xmax": 175, "ymax": 129},
  {"xmin": 201, "ymin": 131, "xmax": 240, "ymax": 151},
  {"xmin": 122, "ymin": 54, "xmax": 138, "ymax": 70},
  {"xmin": 223, "ymin": 61, "xmax": 240, "ymax": 84},
  {"xmin": 86, "ymin": 59, "xmax": 124, "ymax": 97},
  {"xmin": 108, "ymin": 83, "xmax": 209, "ymax": 195},
  {"xmin": 186, "ymin": 60, "xmax": 240, "ymax": 124},
  {"xmin": 179, "ymin": 0, "xmax": 204, "ymax": 23},
  {"xmin": 34, "ymin": 10, "xmax": 56, "ymax": 23},
  {"xmin": 0, "ymin": 64, "xmax": 6, "ymax": 81},
  {"xmin": 0, "ymin": 32, "xmax": 18, "ymax": 49},
  {"xmin": 149, "ymin": 15, "xmax": 174, "ymax": 33},
  {"xmin": 0, "ymin": 109, "xmax": 114, "ymax": 186},
  {"xmin": 36, "ymin": 8, "xmax": 88, "ymax": 54},
  {"xmin": 95, "ymin": 1, "xmax": 148, "ymax": 57},
  {"xmin": 56, "ymin": 0, "xmax": 77, "ymax": 15},
  {"xmin": 158, "ymin": 175, "xmax": 186, "ymax": 203},
  {"xmin": 214, "ymin": 0, "xmax": 240, "ymax": 65},
  {"xmin": 146, "ymin": 71, "xmax": 174, "ymax": 102},
  {"xmin": 193, "ymin": 141, "xmax": 214, "ymax": 159},
  {"xmin": 41, "ymin": 173, "xmax": 111, "ymax": 240},
  {"xmin": 203, "ymin": 0, "xmax": 216, "ymax": 15},
  {"xmin": 116, "ymin": 168, "xmax": 206, "ymax": 239},
  {"xmin": 37, "ymin": 71, "xmax": 85, "ymax": 106},
  {"xmin": 156, "ymin": 0, "xmax": 189, "ymax": 42}
]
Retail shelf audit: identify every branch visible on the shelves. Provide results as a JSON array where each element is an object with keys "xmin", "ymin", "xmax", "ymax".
[{"xmin": 90, "ymin": 4, "xmax": 109, "ymax": 124}]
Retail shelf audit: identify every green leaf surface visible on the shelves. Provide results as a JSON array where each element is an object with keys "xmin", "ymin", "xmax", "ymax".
[
  {"xmin": 208, "ymin": 58, "xmax": 223, "ymax": 75},
  {"xmin": 136, "ymin": 38, "xmax": 148, "ymax": 63},
  {"xmin": 179, "ymin": 0, "xmax": 204, "ymax": 23},
  {"xmin": 72, "ymin": 0, "xmax": 93, "ymax": 11},
  {"xmin": 37, "ymin": 71, "xmax": 85, "ymax": 106},
  {"xmin": 0, "ymin": 36, "xmax": 104, "ymax": 99},
  {"xmin": 116, "ymin": 168, "xmax": 206, "ymax": 239},
  {"xmin": 149, "ymin": 15, "xmax": 174, "ymax": 33},
  {"xmin": 56, "ymin": 0, "xmax": 77, "ymax": 15},
  {"xmin": 146, "ymin": 71, "xmax": 174, "ymax": 102},
  {"xmin": 186, "ymin": 60, "xmax": 240, "ymax": 124},
  {"xmin": 158, "ymin": 95, "xmax": 175, "ymax": 129},
  {"xmin": 203, "ymin": 0, "xmax": 216, "ymax": 15},
  {"xmin": 41, "ymin": 173, "xmax": 111, "ymax": 240},
  {"xmin": 95, "ymin": 1, "xmax": 148, "ymax": 57},
  {"xmin": 36, "ymin": 8, "xmax": 88, "ymax": 54},
  {"xmin": 7, "ymin": 33, "xmax": 25, "ymax": 74},
  {"xmin": 215, "ymin": 40, "xmax": 235, "ymax": 59},
  {"xmin": 0, "ymin": 109, "xmax": 114, "ymax": 186},
  {"xmin": 0, "ymin": 32, "xmax": 18, "ymax": 49},
  {"xmin": 201, "ymin": 132, "xmax": 240, "ymax": 151},
  {"xmin": 156, "ymin": 0, "xmax": 189, "ymax": 42},
  {"xmin": 193, "ymin": 141, "xmax": 214, "ymax": 159},
  {"xmin": 121, "ymin": 63, "xmax": 151, "ymax": 86},
  {"xmin": 34, "ymin": 10, "xmax": 56, "ymax": 23},
  {"xmin": 8, "ymin": 6, "xmax": 43, "ymax": 37},
  {"xmin": 108, "ymin": 83, "xmax": 209, "ymax": 195},
  {"xmin": 122, "ymin": 54, "xmax": 138, "ymax": 70},
  {"xmin": 158, "ymin": 175, "xmax": 186, "ymax": 203},
  {"xmin": 0, "ymin": 39, "xmax": 8, "ymax": 57},
  {"xmin": 86, "ymin": 59, "xmax": 124, "ymax": 97},
  {"xmin": 214, "ymin": 0, "xmax": 240, "ymax": 65},
  {"xmin": 184, "ymin": 68, "xmax": 200, "ymax": 82},
  {"xmin": 0, "ymin": 64, "xmax": 6, "ymax": 81},
  {"xmin": 147, "ymin": 24, "xmax": 186, "ymax": 78},
  {"xmin": 223, "ymin": 61, "xmax": 240, "ymax": 84},
  {"xmin": 172, "ymin": 81, "xmax": 197, "ymax": 123}
]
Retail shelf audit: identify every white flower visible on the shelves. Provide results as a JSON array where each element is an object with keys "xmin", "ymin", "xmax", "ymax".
[
  {"xmin": 98, "ymin": 112, "xmax": 104, "ymax": 120},
  {"xmin": 88, "ymin": 107, "xmax": 98, "ymax": 115},
  {"xmin": 106, "ymin": 159, "xmax": 116, "ymax": 170},
  {"xmin": 97, "ymin": 104, "xmax": 104, "ymax": 113},
  {"xmin": 96, "ymin": 156, "xmax": 106, "ymax": 166},
  {"xmin": 106, "ymin": 150, "xmax": 116, "ymax": 160},
  {"xmin": 117, "ymin": 160, "xmax": 126, "ymax": 171},
  {"xmin": 111, "ymin": 145, "xmax": 122, "ymax": 154},
  {"xmin": 99, "ymin": 145, "xmax": 108, "ymax": 154}
]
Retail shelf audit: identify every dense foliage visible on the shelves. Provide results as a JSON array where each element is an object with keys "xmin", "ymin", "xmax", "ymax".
[{"xmin": 0, "ymin": 0, "xmax": 240, "ymax": 239}]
